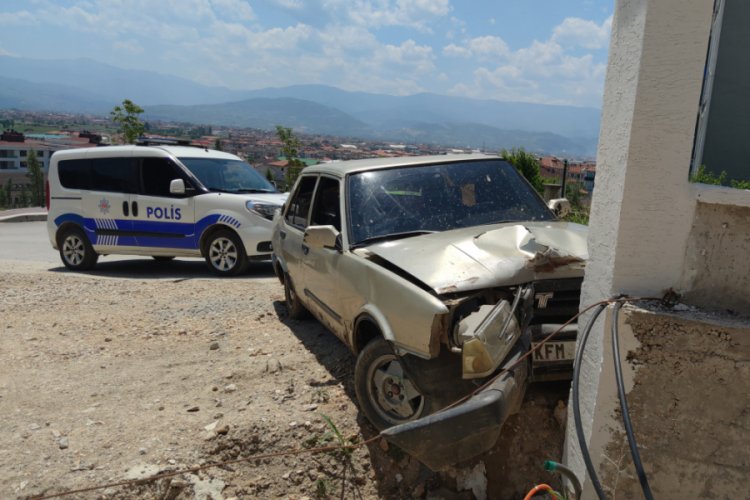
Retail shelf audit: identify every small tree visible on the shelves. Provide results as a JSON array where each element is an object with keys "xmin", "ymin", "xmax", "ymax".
[
  {"xmin": 110, "ymin": 99, "xmax": 145, "ymax": 144},
  {"xmin": 214, "ymin": 138, "xmax": 223, "ymax": 151},
  {"xmin": 5, "ymin": 178, "xmax": 12, "ymax": 207},
  {"xmin": 500, "ymin": 148, "xmax": 544, "ymax": 193},
  {"xmin": 25, "ymin": 149, "xmax": 44, "ymax": 207},
  {"xmin": 276, "ymin": 125, "xmax": 305, "ymax": 188}
]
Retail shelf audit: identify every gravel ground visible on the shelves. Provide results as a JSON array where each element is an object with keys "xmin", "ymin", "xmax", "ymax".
[{"xmin": 0, "ymin": 260, "xmax": 568, "ymax": 499}]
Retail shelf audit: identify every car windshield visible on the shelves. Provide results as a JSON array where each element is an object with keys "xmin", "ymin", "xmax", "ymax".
[
  {"xmin": 178, "ymin": 157, "xmax": 277, "ymax": 193},
  {"xmin": 347, "ymin": 159, "xmax": 554, "ymax": 246}
]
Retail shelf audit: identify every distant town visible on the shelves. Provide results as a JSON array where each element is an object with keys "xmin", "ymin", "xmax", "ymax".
[{"xmin": 0, "ymin": 109, "xmax": 595, "ymax": 211}]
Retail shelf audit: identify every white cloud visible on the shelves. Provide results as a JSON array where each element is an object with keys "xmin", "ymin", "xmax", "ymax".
[
  {"xmin": 0, "ymin": 10, "xmax": 35, "ymax": 25},
  {"xmin": 322, "ymin": 0, "xmax": 452, "ymax": 31},
  {"xmin": 552, "ymin": 15, "xmax": 612, "ymax": 50},
  {"xmin": 274, "ymin": 0, "xmax": 305, "ymax": 9},
  {"xmin": 210, "ymin": 0, "xmax": 255, "ymax": 21},
  {"xmin": 443, "ymin": 15, "xmax": 610, "ymax": 106}
]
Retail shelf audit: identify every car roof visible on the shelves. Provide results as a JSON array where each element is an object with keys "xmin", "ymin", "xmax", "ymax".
[
  {"xmin": 51, "ymin": 145, "xmax": 240, "ymax": 161},
  {"xmin": 303, "ymin": 153, "xmax": 504, "ymax": 177}
]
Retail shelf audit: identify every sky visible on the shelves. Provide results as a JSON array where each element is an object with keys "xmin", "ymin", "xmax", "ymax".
[{"xmin": 0, "ymin": 1, "xmax": 614, "ymax": 108}]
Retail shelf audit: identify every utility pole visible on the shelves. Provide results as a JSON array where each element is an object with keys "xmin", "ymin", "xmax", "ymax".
[{"xmin": 561, "ymin": 158, "xmax": 569, "ymax": 198}]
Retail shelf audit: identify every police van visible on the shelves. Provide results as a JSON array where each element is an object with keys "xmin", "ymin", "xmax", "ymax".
[{"xmin": 46, "ymin": 145, "xmax": 287, "ymax": 276}]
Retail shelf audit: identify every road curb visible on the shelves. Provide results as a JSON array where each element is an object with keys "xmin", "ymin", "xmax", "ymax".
[{"xmin": 0, "ymin": 213, "xmax": 48, "ymax": 223}]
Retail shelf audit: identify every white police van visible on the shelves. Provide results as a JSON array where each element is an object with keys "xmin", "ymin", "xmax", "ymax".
[{"xmin": 46, "ymin": 145, "xmax": 287, "ymax": 276}]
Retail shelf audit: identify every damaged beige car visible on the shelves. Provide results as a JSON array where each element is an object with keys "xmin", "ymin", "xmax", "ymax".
[{"xmin": 272, "ymin": 154, "xmax": 587, "ymax": 470}]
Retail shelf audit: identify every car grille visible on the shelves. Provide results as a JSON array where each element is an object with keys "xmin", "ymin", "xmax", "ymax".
[{"xmin": 530, "ymin": 278, "xmax": 583, "ymax": 326}]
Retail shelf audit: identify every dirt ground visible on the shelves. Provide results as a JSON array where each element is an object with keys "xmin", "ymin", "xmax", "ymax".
[{"xmin": 0, "ymin": 259, "xmax": 568, "ymax": 499}]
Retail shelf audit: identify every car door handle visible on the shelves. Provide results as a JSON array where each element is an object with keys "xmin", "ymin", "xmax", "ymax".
[
  {"xmin": 302, "ymin": 244, "xmax": 309, "ymax": 255},
  {"xmin": 131, "ymin": 201, "xmax": 139, "ymax": 217},
  {"xmin": 122, "ymin": 201, "xmax": 129, "ymax": 217},
  {"xmin": 280, "ymin": 230, "xmax": 286, "ymax": 240}
]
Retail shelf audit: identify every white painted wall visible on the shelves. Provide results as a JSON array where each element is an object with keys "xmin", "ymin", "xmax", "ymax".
[{"xmin": 565, "ymin": 0, "xmax": 718, "ymax": 493}]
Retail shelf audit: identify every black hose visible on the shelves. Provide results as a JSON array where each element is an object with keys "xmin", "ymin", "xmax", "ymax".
[
  {"xmin": 611, "ymin": 302, "xmax": 654, "ymax": 499},
  {"xmin": 572, "ymin": 302, "xmax": 607, "ymax": 499}
]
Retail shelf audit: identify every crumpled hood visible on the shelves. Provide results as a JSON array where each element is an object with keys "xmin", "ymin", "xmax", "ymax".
[{"xmin": 362, "ymin": 221, "xmax": 588, "ymax": 294}]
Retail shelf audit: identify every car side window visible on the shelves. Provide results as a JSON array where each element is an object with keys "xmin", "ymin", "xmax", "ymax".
[
  {"xmin": 285, "ymin": 176, "xmax": 317, "ymax": 229},
  {"xmin": 140, "ymin": 157, "xmax": 190, "ymax": 197},
  {"xmin": 310, "ymin": 177, "xmax": 341, "ymax": 231}
]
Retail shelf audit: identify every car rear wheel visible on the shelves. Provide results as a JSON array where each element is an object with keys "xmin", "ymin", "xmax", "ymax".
[
  {"xmin": 283, "ymin": 272, "xmax": 309, "ymax": 319},
  {"xmin": 59, "ymin": 227, "xmax": 98, "ymax": 271},
  {"xmin": 205, "ymin": 230, "xmax": 247, "ymax": 276},
  {"xmin": 355, "ymin": 337, "xmax": 433, "ymax": 430}
]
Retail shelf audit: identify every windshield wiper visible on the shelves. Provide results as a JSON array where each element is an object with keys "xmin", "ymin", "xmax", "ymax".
[{"xmin": 351, "ymin": 230, "xmax": 435, "ymax": 249}]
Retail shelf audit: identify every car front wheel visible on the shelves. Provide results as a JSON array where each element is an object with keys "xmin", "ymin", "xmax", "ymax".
[
  {"xmin": 283, "ymin": 272, "xmax": 309, "ymax": 319},
  {"xmin": 205, "ymin": 230, "xmax": 247, "ymax": 276},
  {"xmin": 58, "ymin": 227, "xmax": 98, "ymax": 271},
  {"xmin": 355, "ymin": 337, "xmax": 433, "ymax": 430}
]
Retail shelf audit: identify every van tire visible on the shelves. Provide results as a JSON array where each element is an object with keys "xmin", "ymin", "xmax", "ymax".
[
  {"xmin": 204, "ymin": 229, "xmax": 247, "ymax": 276},
  {"xmin": 58, "ymin": 227, "xmax": 98, "ymax": 271}
]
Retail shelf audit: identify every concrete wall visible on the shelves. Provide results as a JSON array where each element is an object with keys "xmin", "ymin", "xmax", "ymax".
[
  {"xmin": 567, "ymin": 0, "xmax": 750, "ymax": 494},
  {"xmin": 587, "ymin": 306, "xmax": 749, "ymax": 498}
]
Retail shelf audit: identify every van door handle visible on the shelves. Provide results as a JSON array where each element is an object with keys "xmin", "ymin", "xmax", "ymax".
[
  {"xmin": 122, "ymin": 201, "xmax": 129, "ymax": 217},
  {"xmin": 131, "ymin": 201, "xmax": 139, "ymax": 217}
]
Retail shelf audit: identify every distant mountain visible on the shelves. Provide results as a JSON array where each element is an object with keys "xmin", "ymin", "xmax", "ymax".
[
  {"xmin": 0, "ymin": 55, "xmax": 600, "ymax": 156},
  {"xmin": 145, "ymin": 98, "xmax": 371, "ymax": 137}
]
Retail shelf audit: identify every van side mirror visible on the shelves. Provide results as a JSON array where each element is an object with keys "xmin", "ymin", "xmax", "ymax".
[
  {"xmin": 169, "ymin": 179, "xmax": 186, "ymax": 195},
  {"xmin": 548, "ymin": 198, "xmax": 571, "ymax": 218},
  {"xmin": 304, "ymin": 225, "xmax": 342, "ymax": 252}
]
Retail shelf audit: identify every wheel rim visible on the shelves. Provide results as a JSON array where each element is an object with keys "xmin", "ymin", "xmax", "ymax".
[
  {"xmin": 366, "ymin": 353, "xmax": 425, "ymax": 425},
  {"xmin": 62, "ymin": 235, "xmax": 85, "ymax": 266},
  {"xmin": 208, "ymin": 237, "xmax": 238, "ymax": 271}
]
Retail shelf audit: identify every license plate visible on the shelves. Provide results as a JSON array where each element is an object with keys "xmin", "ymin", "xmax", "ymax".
[{"xmin": 532, "ymin": 340, "xmax": 576, "ymax": 363}]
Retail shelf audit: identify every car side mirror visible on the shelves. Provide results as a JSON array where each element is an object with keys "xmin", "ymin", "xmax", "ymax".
[
  {"xmin": 169, "ymin": 178, "xmax": 186, "ymax": 195},
  {"xmin": 548, "ymin": 198, "xmax": 571, "ymax": 218},
  {"xmin": 304, "ymin": 225, "xmax": 342, "ymax": 252}
]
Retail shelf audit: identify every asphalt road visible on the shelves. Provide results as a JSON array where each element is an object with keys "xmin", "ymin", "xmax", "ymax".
[{"xmin": 0, "ymin": 221, "xmax": 58, "ymax": 263}]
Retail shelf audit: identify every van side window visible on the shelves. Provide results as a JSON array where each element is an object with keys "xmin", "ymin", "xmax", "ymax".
[
  {"xmin": 285, "ymin": 176, "xmax": 318, "ymax": 229},
  {"xmin": 91, "ymin": 158, "xmax": 139, "ymax": 193},
  {"xmin": 58, "ymin": 159, "xmax": 91, "ymax": 189},
  {"xmin": 140, "ymin": 157, "xmax": 188, "ymax": 197}
]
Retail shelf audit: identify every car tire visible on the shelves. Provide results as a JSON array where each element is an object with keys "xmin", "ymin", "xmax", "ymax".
[
  {"xmin": 204, "ymin": 229, "xmax": 247, "ymax": 276},
  {"xmin": 58, "ymin": 227, "xmax": 98, "ymax": 271},
  {"xmin": 354, "ymin": 337, "xmax": 433, "ymax": 430},
  {"xmin": 283, "ymin": 272, "xmax": 309, "ymax": 319},
  {"xmin": 152, "ymin": 256, "xmax": 175, "ymax": 262}
]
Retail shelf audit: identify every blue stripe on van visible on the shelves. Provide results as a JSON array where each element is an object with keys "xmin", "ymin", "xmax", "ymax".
[{"xmin": 53, "ymin": 213, "xmax": 235, "ymax": 250}]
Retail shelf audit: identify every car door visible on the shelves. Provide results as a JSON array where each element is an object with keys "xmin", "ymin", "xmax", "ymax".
[
  {"xmin": 279, "ymin": 175, "xmax": 318, "ymax": 301},
  {"xmin": 84, "ymin": 156, "xmax": 137, "ymax": 248},
  {"xmin": 130, "ymin": 156, "xmax": 197, "ymax": 253},
  {"xmin": 303, "ymin": 176, "xmax": 345, "ymax": 338}
]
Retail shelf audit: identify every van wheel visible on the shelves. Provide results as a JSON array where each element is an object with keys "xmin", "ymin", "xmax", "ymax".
[
  {"xmin": 59, "ymin": 227, "xmax": 98, "ymax": 271},
  {"xmin": 205, "ymin": 229, "xmax": 247, "ymax": 276},
  {"xmin": 354, "ymin": 338, "xmax": 433, "ymax": 430}
]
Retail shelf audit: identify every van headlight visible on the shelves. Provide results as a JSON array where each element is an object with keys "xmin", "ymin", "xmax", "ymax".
[{"xmin": 246, "ymin": 200, "xmax": 281, "ymax": 221}]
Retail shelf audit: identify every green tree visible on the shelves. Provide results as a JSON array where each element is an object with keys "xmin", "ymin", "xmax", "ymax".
[
  {"xmin": 276, "ymin": 125, "xmax": 305, "ymax": 188},
  {"xmin": 110, "ymin": 99, "xmax": 145, "ymax": 144},
  {"xmin": 0, "ymin": 182, "xmax": 6, "ymax": 208},
  {"xmin": 691, "ymin": 164, "xmax": 750, "ymax": 189},
  {"xmin": 214, "ymin": 138, "xmax": 223, "ymax": 151},
  {"xmin": 5, "ymin": 178, "xmax": 12, "ymax": 207},
  {"xmin": 500, "ymin": 148, "xmax": 544, "ymax": 193},
  {"xmin": 25, "ymin": 149, "xmax": 44, "ymax": 207}
]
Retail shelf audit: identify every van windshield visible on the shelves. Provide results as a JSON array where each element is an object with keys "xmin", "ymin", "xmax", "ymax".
[{"xmin": 178, "ymin": 157, "xmax": 277, "ymax": 193}]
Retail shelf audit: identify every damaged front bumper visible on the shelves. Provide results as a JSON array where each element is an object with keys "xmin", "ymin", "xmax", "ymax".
[{"xmin": 381, "ymin": 344, "xmax": 529, "ymax": 471}]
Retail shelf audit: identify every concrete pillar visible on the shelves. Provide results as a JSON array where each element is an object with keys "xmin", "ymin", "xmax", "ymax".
[{"xmin": 565, "ymin": 0, "xmax": 715, "ymax": 493}]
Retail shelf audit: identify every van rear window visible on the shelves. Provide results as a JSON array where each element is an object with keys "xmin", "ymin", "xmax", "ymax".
[
  {"xmin": 91, "ymin": 158, "xmax": 139, "ymax": 193},
  {"xmin": 58, "ymin": 159, "xmax": 91, "ymax": 189}
]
